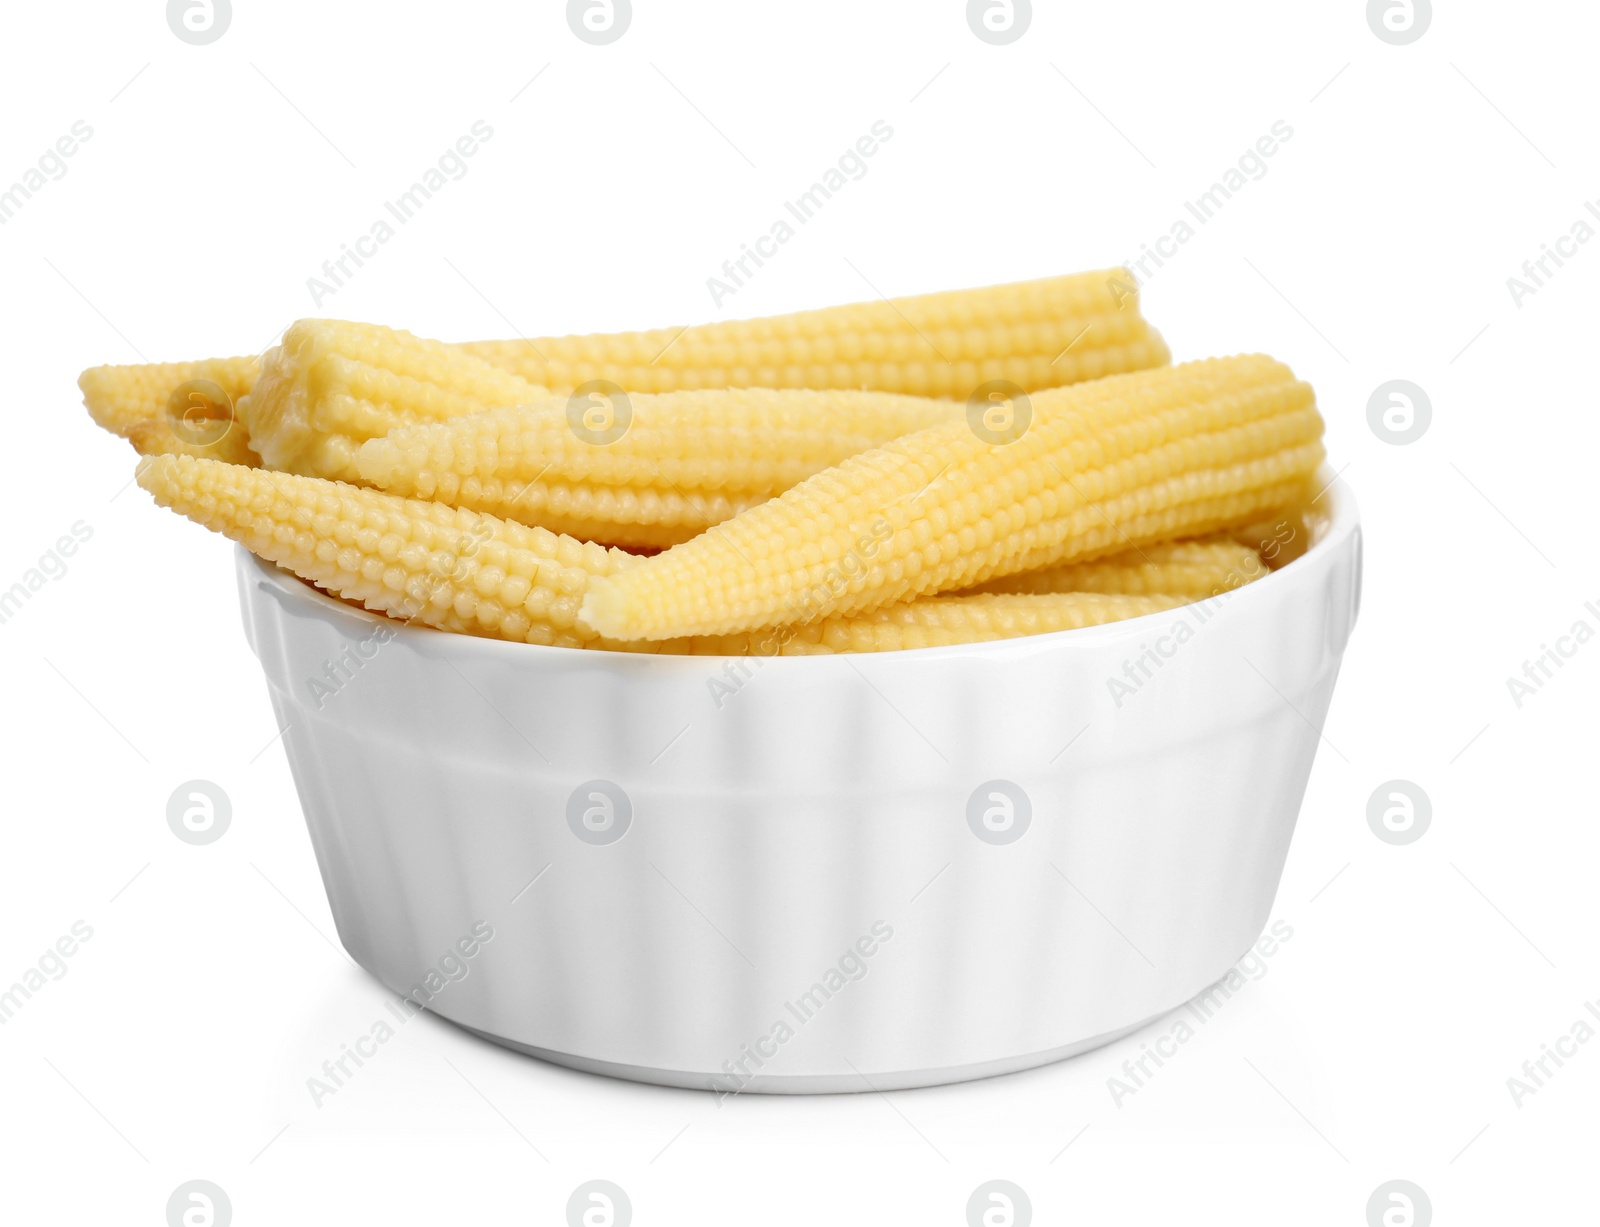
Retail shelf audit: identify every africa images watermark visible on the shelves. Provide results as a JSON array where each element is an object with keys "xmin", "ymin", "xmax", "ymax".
[
  {"xmin": 306, "ymin": 620, "xmax": 399, "ymax": 708},
  {"xmin": 1115, "ymin": 121, "xmax": 1295, "ymax": 294},
  {"xmin": 1505, "ymin": 996, "xmax": 1600, "ymax": 1109},
  {"xmin": 1505, "ymin": 196, "xmax": 1599, "ymax": 308},
  {"xmin": 1107, "ymin": 919, "xmax": 1294, "ymax": 1106},
  {"xmin": 1104, "ymin": 534, "xmax": 1286, "ymax": 708},
  {"xmin": 304, "ymin": 520, "xmax": 493, "ymax": 706},
  {"xmin": 704, "ymin": 516, "xmax": 896, "ymax": 708},
  {"xmin": 306, "ymin": 921, "xmax": 495, "ymax": 1107},
  {"xmin": 1503, "ymin": 598, "xmax": 1600, "ymax": 709},
  {"xmin": 710, "ymin": 920, "xmax": 894, "ymax": 1101},
  {"xmin": 0, "ymin": 121, "xmax": 94, "ymax": 227},
  {"xmin": 306, "ymin": 121, "xmax": 496, "ymax": 306},
  {"xmin": 705, "ymin": 120, "xmax": 895, "ymax": 308},
  {"xmin": 0, "ymin": 521, "xmax": 94, "ymax": 629},
  {"xmin": 0, "ymin": 921, "xmax": 95, "ymax": 1026},
  {"xmin": 704, "ymin": 414, "xmax": 1042, "ymax": 709}
]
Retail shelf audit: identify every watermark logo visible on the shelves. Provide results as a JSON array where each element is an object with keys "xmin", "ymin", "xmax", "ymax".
[
  {"xmin": 1366, "ymin": 380, "xmax": 1431, "ymax": 445},
  {"xmin": 566, "ymin": 1180, "xmax": 631, "ymax": 1227},
  {"xmin": 967, "ymin": 780, "xmax": 1031, "ymax": 845},
  {"xmin": 167, "ymin": 780, "xmax": 231, "ymax": 846},
  {"xmin": 166, "ymin": 379, "xmax": 236, "ymax": 449},
  {"xmin": 1366, "ymin": 780, "xmax": 1430, "ymax": 846},
  {"xmin": 567, "ymin": 381, "xmax": 633, "ymax": 446},
  {"xmin": 966, "ymin": 381, "xmax": 1032, "ymax": 445},
  {"xmin": 1365, "ymin": 1180, "xmax": 1431, "ymax": 1227},
  {"xmin": 567, "ymin": 0, "xmax": 631, "ymax": 45},
  {"xmin": 567, "ymin": 780, "xmax": 632, "ymax": 845},
  {"xmin": 1366, "ymin": 0, "xmax": 1430, "ymax": 45},
  {"xmin": 966, "ymin": 1180, "xmax": 1031, "ymax": 1227},
  {"xmin": 167, "ymin": 0, "xmax": 231, "ymax": 45},
  {"xmin": 966, "ymin": 0, "xmax": 1031, "ymax": 45},
  {"xmin": 166, "ymin": 1180, "xmax": 231, "ymax": 1227}
]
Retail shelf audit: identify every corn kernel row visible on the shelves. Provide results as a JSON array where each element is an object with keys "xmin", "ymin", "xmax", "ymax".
[{"xmin": 458, "ymin": 269, "xmax": 1168, "ymax": 397}]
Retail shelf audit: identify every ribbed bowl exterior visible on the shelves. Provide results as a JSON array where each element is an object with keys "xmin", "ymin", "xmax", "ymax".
[{"xmin": 238, "ymin": 480, "xmax": 1360, "ymax": 1093}]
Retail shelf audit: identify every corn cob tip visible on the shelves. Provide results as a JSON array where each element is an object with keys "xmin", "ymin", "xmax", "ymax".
[
  {"xmin": 78, "ymin": 364, "xmax": 127, "ymax": 434},
  {"xmin": 354, "ymin": 436, "xmax": 401, "ymax": 487},
  {"xmin": 136, "ymin": 452, "xmax": 186, "ymax": 501},
  {"xmin": 577, "ymin": 581, "xmax": 627, "ymax": 640},
  {"xmin": 240, "ymin": 318, "xmax": 551, "ymax": 481}
]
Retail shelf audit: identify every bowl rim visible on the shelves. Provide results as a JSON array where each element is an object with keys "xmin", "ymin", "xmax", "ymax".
[{"xmin": 241, "ymin": 466, "xmax": 1359, "ymax": 666}]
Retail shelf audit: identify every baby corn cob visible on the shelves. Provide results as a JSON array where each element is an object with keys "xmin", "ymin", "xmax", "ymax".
[
  {"xmin": 136, "ymin": 454, "xmax": 635, "ymax": 648},
  {"xmin": 79, "ymin": 356, "xmax": 262, "ymax": 466},
  {"xmin": 784, "ymin": 592, "xmax": 1187, "ymax": 655},
  {"xmin": 80, "ymin": 355, "xmax": 260, "ymax": 436},
  {"xmin": 459, "ymin": 270, "xmax": 1168, "ymax": 396},
  {"xmin": 356, "ymin": 390, "xmax": 963, "ymax": 548},
  {"xmin": 239, "ymin": 321, "xmax": 549, "ymax": 483},
  {"xmin": 633, "ymin": 592, "xmax": 1187, "ymax": 656},
  {"xmin": 970, "ymin": 538, "xmax": 1266, "ymax": 598},
  {"xmin": 579, "ymin": 355, "xmax": 1326, "ymax": 640}
]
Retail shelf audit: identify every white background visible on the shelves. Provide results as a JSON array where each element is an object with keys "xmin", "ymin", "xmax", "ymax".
[{"xmin": 2, "ymin": 1, "xmax": 1596, "ymax": 1223}]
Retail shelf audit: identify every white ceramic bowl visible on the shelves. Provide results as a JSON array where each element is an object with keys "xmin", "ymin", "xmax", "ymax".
[{"xmin": 238, "ymin": 474, "xmax": 1360, "ymax": 1094}]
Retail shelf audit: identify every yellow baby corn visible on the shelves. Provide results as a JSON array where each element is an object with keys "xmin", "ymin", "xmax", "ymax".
[
  {"xmin": 579, "ymin": 355, "xmax": 1325, "ymax": 640},
  {"xmin": 635, "ymin": 592, "xmax": 1187, "ymax": 656},
  {"xmin": 121, "ymin": 413, "xmax": 260, "ymax": 468},
  {"xmin": 784, "ymin": 592, "xmax": 1188, "ymax": 655},
  {"xmin": 80, "ymin": 355, "xmax": 260, "ymax": 436},
  {"xmin": 239, "ymin": 320, "xmax": 549, "ymax": 483},
  {"xmin": 136, "ymin": 454, "xmax": 635, "ymax": 648},
  {"xmin": 458, "ymin": 270, "xmax": 1169, "ymax": 397},
  {"xmin": 971, "ymin": 538, "xmax": 1266, "ymax": 598},
  {"xmin": 79, "ymin": 355, "xmax": 262, "ymax": 466},
  {"xmin": 356, "ymin": 389, "xmax": 963, "ymax": 548}
]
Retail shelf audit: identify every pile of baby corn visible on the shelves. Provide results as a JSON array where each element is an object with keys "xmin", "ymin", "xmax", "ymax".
[{"xmin": 80, "ymin": 269, "xmax": 1327, "ymax": 655}]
